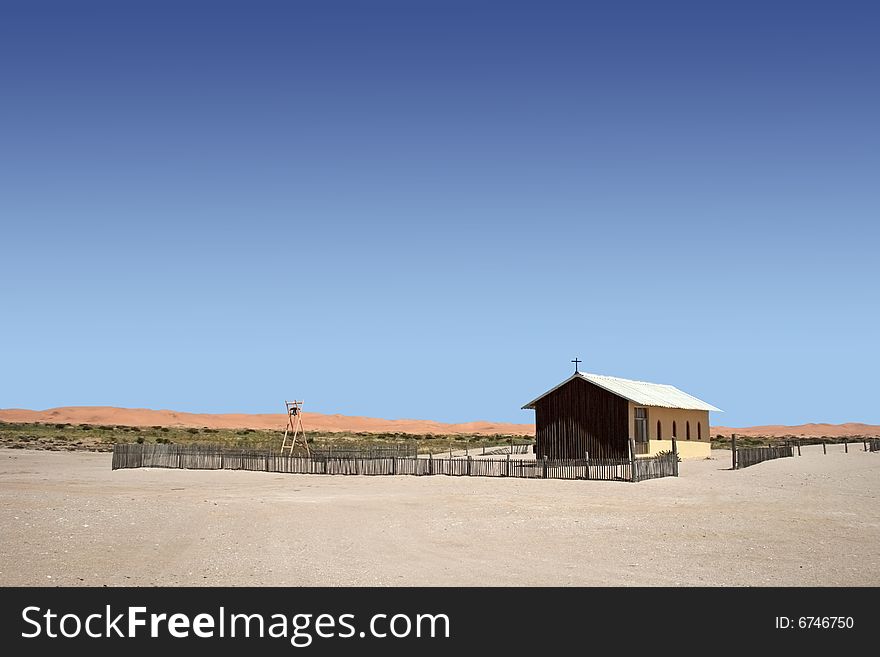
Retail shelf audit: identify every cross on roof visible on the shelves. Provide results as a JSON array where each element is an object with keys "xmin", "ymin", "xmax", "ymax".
[{"xmin": 571, "ymin": 357, "xmax": 581, "ymax": 373}]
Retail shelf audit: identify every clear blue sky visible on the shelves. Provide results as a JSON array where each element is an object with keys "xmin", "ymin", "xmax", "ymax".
[{"xmin": 1, "ymin": 1, "xmax": 878, "ymax": 427}]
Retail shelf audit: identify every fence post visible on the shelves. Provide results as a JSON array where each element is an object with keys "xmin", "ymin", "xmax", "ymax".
[
  {"xmin": 392, "ymin": 456, "xmax": 397, "ymax": 475},
  {"xmin": 466, "ymin": 456, "xmax": 471, "ymax": 476},
  {"xmin": 822, "ymin": 441, "xmax": 826, "ymax": 455},
  {"xmin": 629, "ymin": 438, "xmax": 638, "ymax": 483},
  {"xmin": 506, "ymin": 453, "xmax": 510, "ymax": 477},
  {"xmin": 731, "ymin": 434, "xmax": 737, "ymax": 470},
  {"xmin": 796, "ymin": 440, "xmax": 801, "ymax": 456},
  {"xmin": 670, "ymin": 434, "xmax": 679, "ymax": 477},
  {"xmin": 864, "ymin": 440, "xmax": 868, "ymax": 452},
  {"xmin": 542, "ymin": 456, "xmax": 547, "ymax": 479},
  {"xmin": 844, "ymin": 440, "xmax": 848, "ymax": 453},
  {"xmin": 429, "ymin": 452, "xmax": 433, "ymax": 475}
]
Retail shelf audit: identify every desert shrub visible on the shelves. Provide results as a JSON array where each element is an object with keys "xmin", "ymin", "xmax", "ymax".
[
  {"xmin": 160, "ymin": 427, "xmax": 170, "ymax": 432},
  {"xmin": 136, "ymin": 437, "xmax": 145, "ymax": 444},
  {"xmin": 54, "ymin": 423, "xmax": 67, "ymax": 429},
  {"xmin": 186, "ymin": 428, "xmax": 199, "ymax": 434},
  {"xmin": 656, "ymin": 449, "xmax": 682, "ymax": 463}
]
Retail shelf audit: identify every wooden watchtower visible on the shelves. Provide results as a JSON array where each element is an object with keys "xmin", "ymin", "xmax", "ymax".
[{"xmin": 280, "ymin": 400, "xmax": 310, "ymax": 456}]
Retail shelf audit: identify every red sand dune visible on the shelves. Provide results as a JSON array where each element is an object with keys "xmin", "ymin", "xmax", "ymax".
[
  {"xmin": 710, "ymin": 423, "xmax": 880, "ymax": 438},
  {"xmin": 0, "ymin": 407, "xmax": 877, "ymax": 438},
  {"xmin": 0, "ymin": 407, "xmax": 535, "ymax": 436}
]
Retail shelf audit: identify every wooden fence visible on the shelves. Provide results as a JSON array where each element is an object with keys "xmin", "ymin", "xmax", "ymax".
[
  {"xmin": 480, "ymin": 442, "xmax": 534, "ymax": 456},
  {"xmin": 112, "ymin": 444, "xmax": 677, "ymax": 482},
  {"xmin": 735, "ymin": 444, "xmax": 794, "ymax": 469},
  {"xmin": 309, "ymin": 444, "xmax": 418, "ymax": 459},
  {"xmin": 632, "ymin": 451, "xmax": 678, "ymax": 481},
  {"xmin": 813, "ymin": 438, "xmax": 879, "ymax": 455},
  {"xmin": 730, "ymin": 434, "xmax": 880, "ymax": 467}
]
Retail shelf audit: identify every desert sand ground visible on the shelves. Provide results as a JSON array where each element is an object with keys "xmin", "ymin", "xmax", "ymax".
[{"xmin": 1, "ymin": 445, "xmax": 878, "ymax": 586}]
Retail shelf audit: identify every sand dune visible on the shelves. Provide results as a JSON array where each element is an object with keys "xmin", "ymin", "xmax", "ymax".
[
  {"xmin": 0, "ymin": 406, "xmax": 535, "ymax": 436},
  {"xmin": 1, "ymin": 406, "xmax": 877, "ymax": 438},
  {"xmin": 711, "ymin": 422, "xmax": 880, "ymax": 438}
]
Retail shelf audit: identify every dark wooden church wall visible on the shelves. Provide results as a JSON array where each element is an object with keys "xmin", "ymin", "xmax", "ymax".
[{"xmin": 534, "ymin": 378, "xmax": 629, "ymax": 459}]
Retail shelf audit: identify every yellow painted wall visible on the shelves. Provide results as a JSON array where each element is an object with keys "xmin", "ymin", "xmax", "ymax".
[
  {"xmin": 642, "ymin": 439, "xmax": 710, "ymax": 459},
  {"xmin": 628, "ymin": 402, "xmax": 711, "ymax": 460}
]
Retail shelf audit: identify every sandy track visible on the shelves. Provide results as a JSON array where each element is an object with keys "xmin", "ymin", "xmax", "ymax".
[{"xmin": 1, "ymin": 445, "xmax": 878, "ymax": 586}]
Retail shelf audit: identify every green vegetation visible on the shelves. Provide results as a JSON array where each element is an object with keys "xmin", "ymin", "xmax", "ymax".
[
  {"xmin": 0, "ymin": 421, "xmax": 532, "ymax": 455},
  {"xmin": 710, "ymin": 434, "xmax": 867, "ymax": 449},
  {"xmin": 3, "ymin": 422, "xmax": 866, "ymax": 455},
  {"xmin": 655, "ymin": 449, "xmax": 681, "ymax": 463}
]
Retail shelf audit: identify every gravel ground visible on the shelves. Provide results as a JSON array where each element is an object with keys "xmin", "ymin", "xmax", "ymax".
[{"xmin": 1, "ymin": 445, "xmax": 878, "ymax": 586}]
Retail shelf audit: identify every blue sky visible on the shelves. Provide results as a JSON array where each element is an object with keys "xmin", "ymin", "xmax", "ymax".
[{"xmin": 1, "ymin": 1, "xmax": 878, "ymax": 427}]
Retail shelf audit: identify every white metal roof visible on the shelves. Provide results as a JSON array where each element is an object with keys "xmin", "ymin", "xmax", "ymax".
[{"xmin": 522, "ymin": 372, "xmax": 723, "ymax": 412}]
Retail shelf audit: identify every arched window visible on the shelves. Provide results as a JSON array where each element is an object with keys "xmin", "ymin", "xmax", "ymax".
[
  {"xmin": 656, "ymin": 420, "xmax": 662, "ymax": 440},
  {"xmin": 698, "ymin": 422, "xmax": 702, "ymax": 440},
  {"xmin": 686, "ymin": 421, "xmax": 691, "ymax": 440},
  {"xmin": 672, "ymin": 421, "xmax": 677, "ymax": 438}
]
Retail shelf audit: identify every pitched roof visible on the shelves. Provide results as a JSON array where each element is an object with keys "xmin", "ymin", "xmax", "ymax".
[{"xmin": 522, "ymin": 372, "xmax": 722, "ymax": 412}]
